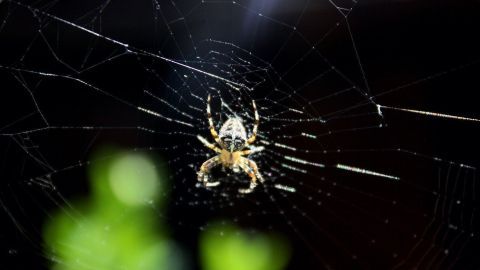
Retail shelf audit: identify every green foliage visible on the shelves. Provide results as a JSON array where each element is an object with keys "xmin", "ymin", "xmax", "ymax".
[
  {"xmin": 44, "ymin": 147, "xmax": 290, "ymax": 270},
  {"xmin": 200, "ymin": 223, "xmax": 290, "ymax": 270},
  {"xmin": 43, "ymin": 149, "xmax": 182, "ymax": 270}
]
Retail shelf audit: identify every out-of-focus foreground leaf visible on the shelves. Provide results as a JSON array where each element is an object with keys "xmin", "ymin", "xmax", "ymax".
[
  {"xmin": 200, "ymin": 223, "xmax": 290, "ymax": 270},
  {"xmin": 43, "ymin": 149, "xmax": 184, "ymax": 270}
]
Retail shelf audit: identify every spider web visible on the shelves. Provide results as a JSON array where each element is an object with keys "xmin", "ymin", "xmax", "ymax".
[{"xmin": 0, "ymin": 0, "xmax": 479, "ymax": 269}]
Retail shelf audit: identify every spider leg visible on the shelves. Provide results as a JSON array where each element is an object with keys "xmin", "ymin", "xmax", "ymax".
[
  {"xmin": 240, "ymin": 146, "xmax": 264, "ymax": 156},
  {"xmin": 246, "ymin": 99, "xmax": 259, "ymax": 145},
  {"xmin": 246, "ymin": 158, "xmax": 264, "ymax": 183},
  {"xmin": 207, "ymin": 95, "xmax": 224, "ymax": 147},
  {"xmin": 238, "ymin": 157, "xmax": 263, "ymax": 194},
  {"xmin": 197, "ymin": 156, "xmax": 221, "ymax": 187},
  {"xmin": 197, "ymin": 135, "xmax": 222, "ymax": 153}
]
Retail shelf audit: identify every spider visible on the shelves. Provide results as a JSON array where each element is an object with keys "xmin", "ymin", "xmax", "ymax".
[{"xmin": 197, "ymin": 95, "xmax": 264, "ymax": 194}]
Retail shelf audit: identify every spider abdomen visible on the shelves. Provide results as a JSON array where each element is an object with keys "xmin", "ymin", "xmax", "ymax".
[{"xmin": 218, "ymin": 118, "xmax": 247, "ymax": 152}]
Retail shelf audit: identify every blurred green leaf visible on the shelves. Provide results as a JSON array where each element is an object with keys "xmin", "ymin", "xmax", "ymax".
[
  {"xmin": 200, "ymin": 223, "xmax": 290, "ymax": 270},
  {"xmin": 44, "ymin": 150, "xmax": 182, "ymax": 270}
]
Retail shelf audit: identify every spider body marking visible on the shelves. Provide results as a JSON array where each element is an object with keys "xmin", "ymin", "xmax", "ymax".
[{"xmin": 197, "ymin": 95, "xmax": 264, "ymax": 193}]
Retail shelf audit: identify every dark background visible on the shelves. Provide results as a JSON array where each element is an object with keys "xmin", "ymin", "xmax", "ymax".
[{"xmin": 0, "ymin": 0, "xmax": 480, "ymax": 269}]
